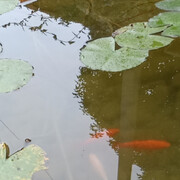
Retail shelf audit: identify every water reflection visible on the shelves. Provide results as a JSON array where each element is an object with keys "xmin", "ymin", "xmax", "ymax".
[
  {"xmin": 28, "ymin": 0, "xmax": 161, "ymax": 39},
  {"xmin": 0, "ymin": 6, "xmax": 89, "ymax": 46},
  {"xmin": 0, "ymin": 3, "xmax": 92, "ymax": 180},
  {"xmin": 0, "ymin": 0, "xmax": 180, "ymax": 179},
  {"xmin": 74, "ymin": 38, "xmax": 180, "ymax": 179}
]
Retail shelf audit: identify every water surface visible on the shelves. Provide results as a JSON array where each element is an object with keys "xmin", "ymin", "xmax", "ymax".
[{"xmin": 0, "ymin": 0, "xmax": 180, "ymax": 179}]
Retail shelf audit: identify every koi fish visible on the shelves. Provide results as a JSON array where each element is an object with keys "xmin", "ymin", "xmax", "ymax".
[
  {"xmin": 91, "ymin": 128, "xmax": 120, "ymax": 139},
  {"xmin": 112, "ymin": 140, "xmax": 170, "ymax": 150},
  {"xmin": 83, "ymin": 128, "xmax": 119, "ymax": 145}
]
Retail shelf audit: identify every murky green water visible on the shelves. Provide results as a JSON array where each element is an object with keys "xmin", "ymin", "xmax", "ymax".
[{"xmin": 0, "ymin": 0, "xmax": 180, "ymax": 179}]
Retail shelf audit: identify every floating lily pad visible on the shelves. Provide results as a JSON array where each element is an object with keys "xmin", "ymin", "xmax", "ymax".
[
  {"xmin": 0, "ymin": 59, "xmax": 33, "ymax": 93},
  {"xmin": 115, "ymin": 31, "xmax": 173, "ymax": 50},
  {"xmin": 149, "ymin": 12, "xmax": 180, "ymax": 27},
  {"xmin": 80, "ymin": 37, "xmax": 149, "ymax": 72},
  {"xmin": 113, "ymin": 22, "xmax": 173, "ymax": 50},
  {"xmin": 113, "ymin": 22, "xmax": 167, "ymax": 36},
  {"xmin": 156, "ymin": 0, "xmax": 180, "ymax": 11},
  {"xmin": 0, "ymin": 143, "xmax": 47, "ymax": 180},
  {"xmin": 162, "ymin": 25, "xmax": 180, "ymax": 37},
  {"xmin": 149, "ymin": 12, "xmax": 180, "ymax": 37},
  {"xmin": 0, "ymin": 0, "xmax": 19, "ymax": 15}
]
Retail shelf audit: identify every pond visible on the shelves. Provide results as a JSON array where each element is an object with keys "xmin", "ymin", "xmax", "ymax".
[{"xmin": 0, "ymin": 0, "xmax": 180, "ymax": 179}]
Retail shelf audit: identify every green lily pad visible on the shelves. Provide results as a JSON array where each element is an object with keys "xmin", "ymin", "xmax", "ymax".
[
  {"xmin": 162, "ymin": 25, "xmax": 180, "ymax": 37},
  {"xmin": 113, "ymin": 22, "xmax": 173, "ymax": 50},
  {"xmin": 113, "ymin": 22, "xmax": 167, "ymax": 36},
  {"xmin": 156, "ymin": 0, "xmax": 180, "ymax": 11},
  {"xmin": 149, "ymin": 12, "xmax": 180, "ymax": 27},
  {"xmin": 0, "ymin": 0, "xmax": 19, "ymax": 15},
  {"xmin": 0, "ymin": 59, "xmax": 33, "ymax": 93},
  {"xmin": 80, "ymin": 37, "xmax": 149, "ymax": 72},
  {"xmin": 149, "ymin": 12, "xmax": 180, "ymax": 37},
  {"xmin": 0, "ymin": 143, "xmax": 47, "ymax": 180},
  {"xmin": 115, "ymin": 31, "xmax": 173, "ymax": 50}
]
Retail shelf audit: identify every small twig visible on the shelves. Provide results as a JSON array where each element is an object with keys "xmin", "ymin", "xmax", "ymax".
[
  {"xmin": 45, "ymin": 170, "xmax": 54, "ymax": 180},
  {"xmin": 0, "ymin": 119, "xmax": 20, "ymax": 140}
]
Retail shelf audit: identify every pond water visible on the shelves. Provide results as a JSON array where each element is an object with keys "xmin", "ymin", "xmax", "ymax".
[{"xmin": 0, "ymin": 0, "xmax": 180, "ymax": 179}]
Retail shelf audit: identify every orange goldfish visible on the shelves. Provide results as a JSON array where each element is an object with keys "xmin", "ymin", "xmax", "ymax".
[
  {"xmin": 91, "ymin": 128, "xmax": 120, "ymax": 139},
  {"xmin": 112, "ymin": 140, "xmax": 170, "ymax": 150},
  {"xmin": 83, "ymin": 128, "xmax": 120, "ymax": 145}
]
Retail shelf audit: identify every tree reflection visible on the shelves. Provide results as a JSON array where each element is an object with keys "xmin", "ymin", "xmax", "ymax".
[
  {"xmin": 0, "ymin": 5, "xmax": 89, "ymax": 45},
  {"xmin": 27, "ymin": 0, "xmax": 161, "ymax": 39},
  {"xmin": 73, "ymin": 44, "xmax": 180, "ymax": 179}
]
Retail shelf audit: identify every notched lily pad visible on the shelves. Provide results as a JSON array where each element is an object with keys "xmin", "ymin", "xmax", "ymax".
[
  {"xmin": 156, "ymin": 0, "xmax": 180, "ymax": 11},
  {"xmin": 115, "ymin": 31, "xmax": 173, "ymax": 50},
  {"xmin": 149, "ymin": 12, "xmax": 180, "ymax": 27},
  {"xmin": 162, "ymin": 25, "xmax": 180, "ymax": 37},
  {"xmin": 0, "ymin": 143, "xmax": 47, "ymax": 180},
  {"xmin": 149, "ymin": 12, "xmax": 180, "ymax": 37},
  {"xmin": 113, "ymin": 22, "xmax": 167, "ymax": 36},
  {"xmin": 80, "ymin": 37, "xmax": 149, "ymax": 72},
  {"xmin": 0, "ymin": 0, "xmax": 19, "ymax": 15},
  {"xmin": 113, "ymin": 22, "xmax": 173, "ymax": 50},
  {"xmin": 0, "ymin": 59, "xmax": 33, "ymax": 93}
]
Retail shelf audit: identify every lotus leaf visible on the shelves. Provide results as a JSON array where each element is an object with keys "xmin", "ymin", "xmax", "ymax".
[
  {"xmin": 113, "ymin": 22, "xmax": 167, "ymax": 36},
  {"xmin": 0, "ymin": 0, "xmax": 19, "ymax": 15},
  {"xmin": 156, "ymin": 0, "xmax": 180, "ymax": 11},
  {"xmin": 149, "ymin": 12, "xmax": 180, "ymax": 37},
  {"xmin": 0, "ymin": 59, "xmax": 33, "ymax": 93},
  {"xmin": 0, "ymin": 143, "xmax": 47, "ymax": 180},
  {"xmin": 149, "ymin": 12, "xmax": 180, "ymax": 27},
  {"xmin": 80, "ymin": 37, "xmax": 149, "ymax": 72},
  {"xmin": 162, "ymin": 25, "xmax": 180, "ymax": 37},
  {"xmin": 115, "ymin": 31, "xmax": 173, "ymax": 50}
]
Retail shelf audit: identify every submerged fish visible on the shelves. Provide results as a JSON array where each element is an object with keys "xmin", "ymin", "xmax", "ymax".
[
  {"xmin": 112, "ymin": 140, "xmax": 170, "ymax": 150},
  {"xmin": 91, "ymin": 128, "xmax": 120, "ymax": 139},
  {"xmin": 84, "ymin": 128, "xmax": 120, "ymax": 145},
  {"xmin": 89, "ymin": 153, "xmax": 108, "ymax": 180}
]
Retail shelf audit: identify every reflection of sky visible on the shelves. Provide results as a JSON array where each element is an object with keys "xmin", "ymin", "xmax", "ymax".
[
  {"xmin": 131, "ymin": 164, "xmax": 144, "ymax": 180},
  {"xmin": 0, "ymin": 5, "xmax": 118, "ymax": 180}
]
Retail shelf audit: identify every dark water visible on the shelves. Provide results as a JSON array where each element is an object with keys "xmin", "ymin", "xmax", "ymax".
[{"xmin": 0, "ymin": 0, "xmax": 180, "ymax": 179}]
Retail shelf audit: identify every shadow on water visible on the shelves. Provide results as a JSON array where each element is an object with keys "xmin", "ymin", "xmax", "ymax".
[{"xmin": 74, "ymin": 37, "xmax": 180, "ymax": 179}]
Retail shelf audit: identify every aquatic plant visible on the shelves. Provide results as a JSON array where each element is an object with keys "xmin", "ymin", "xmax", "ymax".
[
  {"xmin": 114, "ymin": 22, "xmax": 173, "ymax": 50},
  {"xmin": 80, "ymin": 0, "xmax": 180, "ymax": 72},
  {"xmin": 0, "ymin": 0, "xmax": 19, "ymax": 15},
  {"xmin": 149, "ymin": 12, "xmax": 180, "ymax": 37},
  {"xmin": 0, "ymin": 0, "xmax": 34, "ymax": 93},
  {"xmin": 0, "ymin": 59, "xmax": 33, "ymax": 93},
  {"xmin": 155, "ymin": 0, "xmax": 180, "ymax": 11},
  {"xmin": 0, "ymin": 143, "xmax": 47, "ymax": 180},
  {"xmin": 0, "ymin": 2, "xmax": 48, "ymax": 179},
  {"xmin": 80, "ymin": 37, "xmax": 149, "ymax": 72}
]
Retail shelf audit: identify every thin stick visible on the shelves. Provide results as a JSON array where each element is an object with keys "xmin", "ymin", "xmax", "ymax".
[
  {"xmin": 45, "ymin": 170, "xmax": 54, "ymax": 180},
  {"xmin": 0, "ymin": 120, "xmax": 20, "ymax": 140}
]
